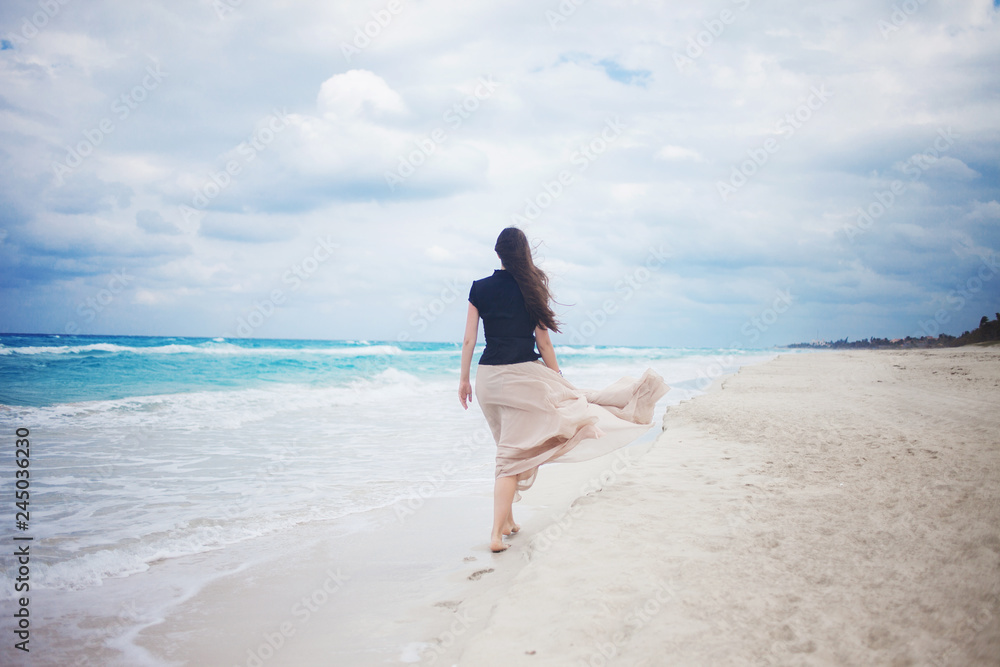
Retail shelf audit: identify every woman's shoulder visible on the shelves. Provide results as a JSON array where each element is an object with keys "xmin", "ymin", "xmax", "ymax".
[{"xmin": 473, "ymin": 270, "xmax": 507, "ymax": 286}]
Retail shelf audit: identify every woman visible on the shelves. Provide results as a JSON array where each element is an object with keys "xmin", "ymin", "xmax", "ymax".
[{"xmin": 459, "ymin": 228, "xmax": 669, "ymax": 553}]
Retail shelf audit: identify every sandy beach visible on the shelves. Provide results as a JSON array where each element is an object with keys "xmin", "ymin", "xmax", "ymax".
[
  {"xmin": 431, "ymin": 347, "xmax": 1000, "ymax": 666},
  {"xmin": 23, "ymin": 347, "xmax": 998, "ymax": 666}
]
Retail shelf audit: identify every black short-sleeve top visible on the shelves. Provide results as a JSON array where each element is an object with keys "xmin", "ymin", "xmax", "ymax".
[{"xmin": 468, "ymin": 270, "xmax": 541, "ymax": 365}]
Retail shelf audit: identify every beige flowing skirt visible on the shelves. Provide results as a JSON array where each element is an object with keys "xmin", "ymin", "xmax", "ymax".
[{"xmin": 474, "ymin": 361, "xmax": 670, "ymax": 496}]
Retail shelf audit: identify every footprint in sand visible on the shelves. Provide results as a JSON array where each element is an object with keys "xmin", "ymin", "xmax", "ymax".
[{"xmin": 468, "ymin": 568, "xmax": 494, "ymax": 581}]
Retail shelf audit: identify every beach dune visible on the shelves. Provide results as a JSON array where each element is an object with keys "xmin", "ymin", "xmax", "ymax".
[{"xmin": 447, "ymin": 348, "xmax": 1000, "ymax": 666}]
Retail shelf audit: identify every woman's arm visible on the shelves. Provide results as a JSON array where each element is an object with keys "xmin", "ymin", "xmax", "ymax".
[
  {"xmin": 535, "ymin": 325, "xmax": 560, "ymax": 374},
  {"xmin": 459, "ymin": 303, "xmax": 480, "ymax": 409}
]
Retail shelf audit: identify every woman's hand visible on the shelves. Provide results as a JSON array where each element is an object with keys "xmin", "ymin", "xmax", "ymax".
[
  {"xmin": 535, "ymin": 325, "xmax": 560, "ymax": 374},
  {"xmin": 459, "ymin": 378, "xmax": 473, "ymax": 410},
  {"xmin": 459, "ymin": 303, "xmax": 479, "ymax": 410}
]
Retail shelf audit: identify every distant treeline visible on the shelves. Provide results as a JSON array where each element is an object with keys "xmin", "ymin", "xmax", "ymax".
[{"xmin": 789, "ymin": 314, "xmax": 1000, "ymax": 349}]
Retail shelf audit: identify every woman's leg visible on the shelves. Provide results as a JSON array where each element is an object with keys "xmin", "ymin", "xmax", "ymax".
[
  {"xmin": 491, "ymin": 475, "xmax": 518, "ymax": 552},
  {"xmin": 503, "ymin": 506, "xmax": 519, "ymax": 535}
]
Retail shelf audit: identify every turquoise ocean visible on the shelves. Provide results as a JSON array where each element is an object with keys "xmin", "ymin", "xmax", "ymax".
[{"xmin": 0, "ymin": 333, "xmax": 784, "ymax": 661}]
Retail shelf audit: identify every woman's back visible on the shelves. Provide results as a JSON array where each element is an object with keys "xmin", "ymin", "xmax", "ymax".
[{"xmin": 469, "ymin": 269, "xmax": 540, "ymax": 365}]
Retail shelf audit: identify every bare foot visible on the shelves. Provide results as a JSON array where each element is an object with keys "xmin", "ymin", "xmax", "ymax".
[
  {"xmin": 490, "ymin": 537, "xmax": 509, "ymax": 553},
  {"xmin": 502, "ymin": 522, "xmax": 520, "ymax": 536}
]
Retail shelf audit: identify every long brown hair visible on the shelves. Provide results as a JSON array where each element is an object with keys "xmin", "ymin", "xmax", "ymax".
[{"xmin": 494, "ymin": 227, "xmax": 561, "ymax": 332}]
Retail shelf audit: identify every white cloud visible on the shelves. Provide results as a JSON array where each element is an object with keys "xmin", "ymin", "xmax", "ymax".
[
  {"xmin": 967, "ymin": 200, "xmax": 1000, "ymax": 220},
  {"xmin": 317, "ymin": 69, "xmax": 407, "ymax": 120},
  {"xmin": 923, "ymin": 155, "xmax": 980, "ymax": 180},
  {"xmin": 0, "ymin": 0, "xmax": 998, "ymax": 345},
  {"xmin": 655, "ymin": 145, "xmax": 706, "ymax": 162},
  {"xmin": 425, "ymin": 245, "xmax": 452, "ymax": 261}
]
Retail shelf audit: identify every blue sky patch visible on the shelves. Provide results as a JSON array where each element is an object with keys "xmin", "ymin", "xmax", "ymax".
[{"xmin": 597, "ymin": 59, "xmax": 652, "ymax": 87}]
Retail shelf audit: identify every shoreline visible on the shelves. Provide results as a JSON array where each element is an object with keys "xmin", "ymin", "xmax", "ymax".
[
  {"xmin": 121, "ymin": 440, "xmax": 665, "ymax": 666},
  {"xmin": 12, "ymin": 438, "xmax": 664, "ymax": 666},
  {"xmin": 0, "ymin": 348, "xmax": 773, "ymax": 667}
]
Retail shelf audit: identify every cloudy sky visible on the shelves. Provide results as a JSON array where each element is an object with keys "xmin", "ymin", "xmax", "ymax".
[{"xmin": 1, "ymin": 0, "xmax": 998, "ymax": 348}]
